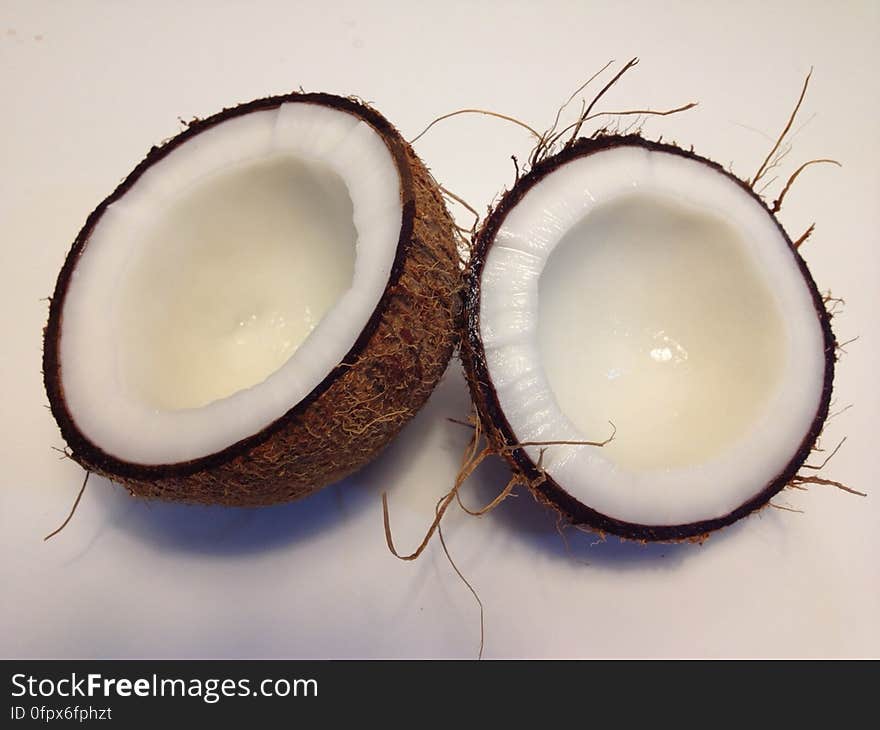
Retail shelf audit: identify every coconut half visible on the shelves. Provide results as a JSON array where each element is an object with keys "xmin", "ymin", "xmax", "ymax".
[
  {"xmin": 44, "ymin": 92, "xmax": 460, "ymax": 505},
  {"xmin": 462, "ymin": 135, "xmax": 834, "ymax": 540}
]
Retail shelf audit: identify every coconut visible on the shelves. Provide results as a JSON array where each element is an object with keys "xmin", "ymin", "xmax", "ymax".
[
  {"xmin": 43, "ymin": 92, "xmax": 461, "ymax": 506},
  {"xmin": 461, "ymin": 134, "xmax": 835, "ymax": 541}
]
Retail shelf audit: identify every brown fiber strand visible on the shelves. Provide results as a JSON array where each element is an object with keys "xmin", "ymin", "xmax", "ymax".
[
  {"xmin": 751, "ymin": 68, "xmax": 812, "ymax": 188},
  {"xmin": 551, "ymin": 61, "xmax": 616, "ymax": 133},
  {"xmin": 827, "ymin": 403, "xmax": 852, "ymax": 421},
  {"xmin": 836, "ymin": 335, "xmax": 859, "ymax": 354},
  {"xmin": 454, "ymin": 411, "xmax": 484, "ymax": 471},
  {"xmin": 756, "ymin": 144, "xmax": 793, "ymax": 191},
  {"xmin": 457, "ymin": 474, "xmax": 520, "ymax": 517},
  {"xmin": 500, "ymin": 421, "xmax": 617, "ymax": 455},
  {"xmin": 435, "ymin": 495, "xmax": 485, "ymax": 660},
  {"xmin": 771, "ymin": 159, "xmax": 841, "ymax": 213},
  {"xmin": 455, "ymin": 418, "xmax": 615, "ymax": 516},
  {"xmin": 385, "ymin": 413, "xmax": 614, "ymax": 556},
  {"xmin": 548, "ymin": 103, "xmax": 698, "ymax": 148},
  {"xmin": 756, "ymin": 175, "xmax": 780, "ymax": 197},
  {"xmin": 382, "ymin": 433, "xmax": 487, "ymax": 561},
  {"xmin": 532, "ymin": 67, "xmax": 631, "ymax": 164},
  {"xmin": 452, "ymin": 414, "xmax": 500, "ymax": 515},
  {"xmin": 822, "ymin": 291, "xmax": 845, "ymax": 308},
  {"xmin": 382, "ymin": 490, "xmax": 452, "ymax": 562},
  {"xmin": 409, "ymin": 109, "xmax": 541, "ymax": 145},
  {"xmin": 791, "ymin": 475, "xmax": 866, "ymax": 497},
  {"xmin": 381, "ymin": 411, "xmax": 612, "ymax": 656},
  {"xmin": 528, "ymin": 61, "xmax": 694, "ymax": 170},
  {"xmin": 803, "ymin": 437, "xmax": 847, "ymax": 470},
  {"xmin": 555, "ymin": 514, "xmax": 575, "ymax": 559},
  {"xmin": 769, "ymin": 502, "xmax": 804, "ymax": 514},
  {"xmin": 440, "ymin": 185, "xmax": 480, "ymax": 234},
  {"xmin": 44, "ymin": 471, "xmax": 90, "ymax": 541},
  {"xmin": 51, "ymin": 446, "xmax": 72, "ymax": 461},
  {"xmin": 560, "ymin": 57, "xmax": 640, "ymax": 150},
  {"xmin": 794, "ymin": 223, "xmax": 816, "ymax": 249},
  {"xmin": 535, "ymin": 60, "xmax": 617, "ymax": 161},
  {"xmin": 422, "ymin": 169, "xmax": 475, "ymax": 259}
]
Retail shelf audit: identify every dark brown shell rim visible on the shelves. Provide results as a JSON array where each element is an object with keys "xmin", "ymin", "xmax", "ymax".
[
  {"xmin": 462, "ymin": 134, "xmax": 835, "ymax": 542},
  {"xmin": 43, "ymin": 92, "xmax": 417, "ymax": 480}
]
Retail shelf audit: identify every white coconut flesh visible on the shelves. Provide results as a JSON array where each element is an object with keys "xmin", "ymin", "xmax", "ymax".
[
  {"xmin": 479, "ymin": 145, "xmax": 826, "ymax": 526},
  {"xmin": 60, "ymin": 103, "xmax": 402, "ymax": 465}
]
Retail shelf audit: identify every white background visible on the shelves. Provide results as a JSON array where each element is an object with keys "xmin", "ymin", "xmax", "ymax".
[{"xmin": 1, "ymin": 0, "xmax": 877, "ymax": 658}]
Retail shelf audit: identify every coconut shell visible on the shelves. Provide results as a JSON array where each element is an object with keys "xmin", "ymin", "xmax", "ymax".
[
  {"xmin": 460, "ymin": 134, "xmax": 835, "ymax": 541},
  {"xmin": 43, "ymin": 93, "xmax": 461, "ymax": 506}
]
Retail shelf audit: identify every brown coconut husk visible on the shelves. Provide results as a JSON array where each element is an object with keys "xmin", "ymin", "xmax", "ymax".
[{"xmin": 43, "ymin": 92, "xmax": 462, "ymax": 507}]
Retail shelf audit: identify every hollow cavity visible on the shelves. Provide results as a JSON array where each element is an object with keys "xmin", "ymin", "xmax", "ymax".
[
  {"xmin": 118, "ymin": 155, "xmax": 356, "ymax": 410},
  {"xmin": 538, "ymin": 193, "xmax": 785, "ymax": 470}
]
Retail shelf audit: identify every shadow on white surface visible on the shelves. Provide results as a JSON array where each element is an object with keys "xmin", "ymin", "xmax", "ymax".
[
  {"xmin": 70, "ymin": 363, "xmax": 741, "ymax": 568},
  {"xmin": 84, "ymin": 472, "xmax": 373, "ymax": 556}
]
